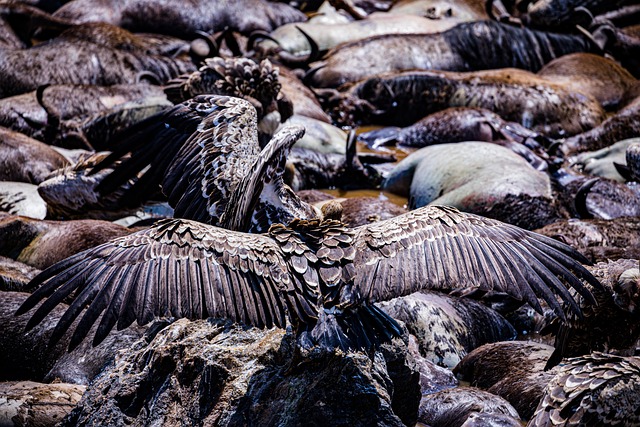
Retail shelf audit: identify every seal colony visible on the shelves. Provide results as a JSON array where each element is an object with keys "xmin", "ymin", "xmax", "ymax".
[{"xmin": 1, "ymin": 0, "xmax": 640, "ymax": 424}]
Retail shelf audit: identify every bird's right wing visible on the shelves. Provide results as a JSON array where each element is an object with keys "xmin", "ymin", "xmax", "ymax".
[
  {"xmin": 352, "ymin": 205, "xmax": 602, "ymax": 318},
  {"xmin": 15, "ymin": 218, "xmax": 316, "ymax": 350}
]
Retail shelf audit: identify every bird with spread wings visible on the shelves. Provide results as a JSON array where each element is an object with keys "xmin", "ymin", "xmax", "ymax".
[{"xmin": 16, "ymin": 95, "xmax": 602, "ymax": 352}]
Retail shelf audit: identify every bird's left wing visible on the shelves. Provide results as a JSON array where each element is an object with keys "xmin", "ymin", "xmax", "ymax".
[
  {"xmin": 352, "ymin": 205, "xmax": 601, "ymax": 317},
  {"xmin": 15, "ymin": 218, "xmax": 316, "ymax": 350}
]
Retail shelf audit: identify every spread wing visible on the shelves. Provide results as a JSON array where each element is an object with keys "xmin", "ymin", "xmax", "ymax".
[
  {"xmin": 95, "ymin": 95, "xmax": 261, "ymax": 225},
  {"xmin": 16, "ymin": 218, "xmax": 316, "ymax": 350},
  {"xmin": 352, "ymin": 205, "xmax": 601, "ymax": 318}
]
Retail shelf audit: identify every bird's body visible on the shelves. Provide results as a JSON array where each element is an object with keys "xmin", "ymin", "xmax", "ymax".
[{"xmin": 530, "ymin": 353, "xmax": 640, "ymax": 427}]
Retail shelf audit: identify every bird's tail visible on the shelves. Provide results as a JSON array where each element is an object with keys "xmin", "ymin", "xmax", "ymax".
[{"xmin": 307, "ymin": 304, "xmax": 403, "ymax": 351}]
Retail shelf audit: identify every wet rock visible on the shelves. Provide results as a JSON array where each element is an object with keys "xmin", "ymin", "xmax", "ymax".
[
  {"xmin": 0, "ymin": 183, "xmax": 47, "ymax": 219},
  {"xmin": 418, "ymin": 386, "xmax": 521, "ymax": 427},
  {"xmin": 379, "ymin": 291, "xmax": 517, "ymax": 368},
  {"xmin": 1, "ymin": 291, "xmax": 147, "ymax": 385},
  {"xmin": 0, "ymin": 214, "xmax": 132, "ymax": 269},
  {"xmin": 0, "ymin": 256, "xmax": 40, "ymax": 292},
  {"xmin": 453, "ymin": 341, "xmax": 557, "ymax": 420},
  {"xmin": 0, "ymin": 381, "xmax": 86, "ymax": 427},
  {"xmin": 383, "ymin": 142, "xmax": 556, "ymax": 229},
  {"xmin": 63, "ymin": 318, "xmax": 420, "ymax": 427},
  {"xmin": 535, "ymin": 217, "xmax": 640, "ymax": 262}
]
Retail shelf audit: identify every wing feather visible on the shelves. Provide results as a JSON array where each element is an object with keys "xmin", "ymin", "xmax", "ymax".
[
  {"xmin": 16, "ymin": 219, "xmax": 294, "ymax": 348},
  {"xmin": 353, "ymin": 205, "xmax": 601, "ymax": 317},
  {"xmin": 94, "ymin": 95, "xmax": 262, "ymax": 225}
]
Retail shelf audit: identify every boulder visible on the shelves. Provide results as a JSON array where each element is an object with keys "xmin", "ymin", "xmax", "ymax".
[{"xmin": 63, "ymin": 318, "xmax": 421, "ymax": 427}]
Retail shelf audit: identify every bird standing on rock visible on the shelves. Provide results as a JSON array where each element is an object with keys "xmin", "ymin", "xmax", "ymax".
[{"xmin": 16, "ymin": 202, "xmax": 601, "ymax": 352}]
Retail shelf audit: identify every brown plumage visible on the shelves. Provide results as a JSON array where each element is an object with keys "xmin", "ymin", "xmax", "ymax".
[
  {"xmin": 530, "ymin": 353, "xmax": 640, "ymax": 426},
  {"xmin": 16, "ymin": 204, "xmax": 601, "ymax": 351},
  {"xmin": 164, "ymin": 57, "xmax": 283, "ymax": 114}
]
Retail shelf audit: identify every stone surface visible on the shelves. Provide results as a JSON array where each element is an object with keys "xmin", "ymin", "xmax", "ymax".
[{"xmin": 63, "ymin": 318, "xmax": 421, "ymax": 427}]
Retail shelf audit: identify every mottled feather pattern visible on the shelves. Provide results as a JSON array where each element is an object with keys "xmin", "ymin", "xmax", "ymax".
[
  {"xmin": 16, "ymin": 218, "xmax": 297, "ymax": 350},
  {"xmin": 530, "ymin": 353, "xmax": 640, "ymax": 426},
  {"xmin": 164, "ymin": 96, "xmax": 261, "ymax": 224},
  {"xmin": 352, "ymin": 206, "xmax": 599, "ymax": 317},
  {"xmin": 164, "ymin": 57, "xmax": 281, "ymax": 110},
  {"xmin": 17, "ymin": 202, "xmax": 601, "ymax": 351}
]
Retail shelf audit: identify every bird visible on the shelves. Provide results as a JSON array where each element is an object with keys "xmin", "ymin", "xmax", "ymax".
[
  {"xmin": 162, "ymin": 56, "xmax": 292, "ymax": 143},
  {"xmin": 544, "ymin": 259, "xmax": 640, "ymax": 369},
  {"xmin": 15, "ymin": 95, "xmax": 602, "ymax": 353},
  {"xmin": 16, "ymin": 201, "xmax": 602, "ymax": 352},
  {"xmin": 91, "ymin": 94, "xmax": 318, "ymax": 232},
  {"xmin": 530, "ymin": 352, "xmax": 640, "ymax": 426}
]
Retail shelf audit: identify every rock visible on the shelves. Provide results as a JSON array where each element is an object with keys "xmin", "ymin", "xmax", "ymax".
[
  {"xmin": 63, "ymin": 318, "xmax": 421, "ymax": 427},
  {"xmin": 1, "ymin": 291, "xmax": 147, "ymax": 385},
  {"xmin": 418, "ymin": 386, "xmax": 521, "ymax": 427},
  {"xmin": 453, "ymin": 341, "xmax": 557, "ymax": 420},
  {"xmin": 383, "ymin": 142, "xmax": 556, "ymax": 229},
  {"xmin": 0, "ymin": 381, "xmax": 86, "ymax": 427},
  {"xmin": 0, "ymin": 183, "xmax": 47, "ymax": 219},
  {"xmin": 535, "ymin": 217, "xmax": 640, "ymax": 263},
  {"xmin": 379, "ymin": 291, "xmax": 517, "ymax": 368}
]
